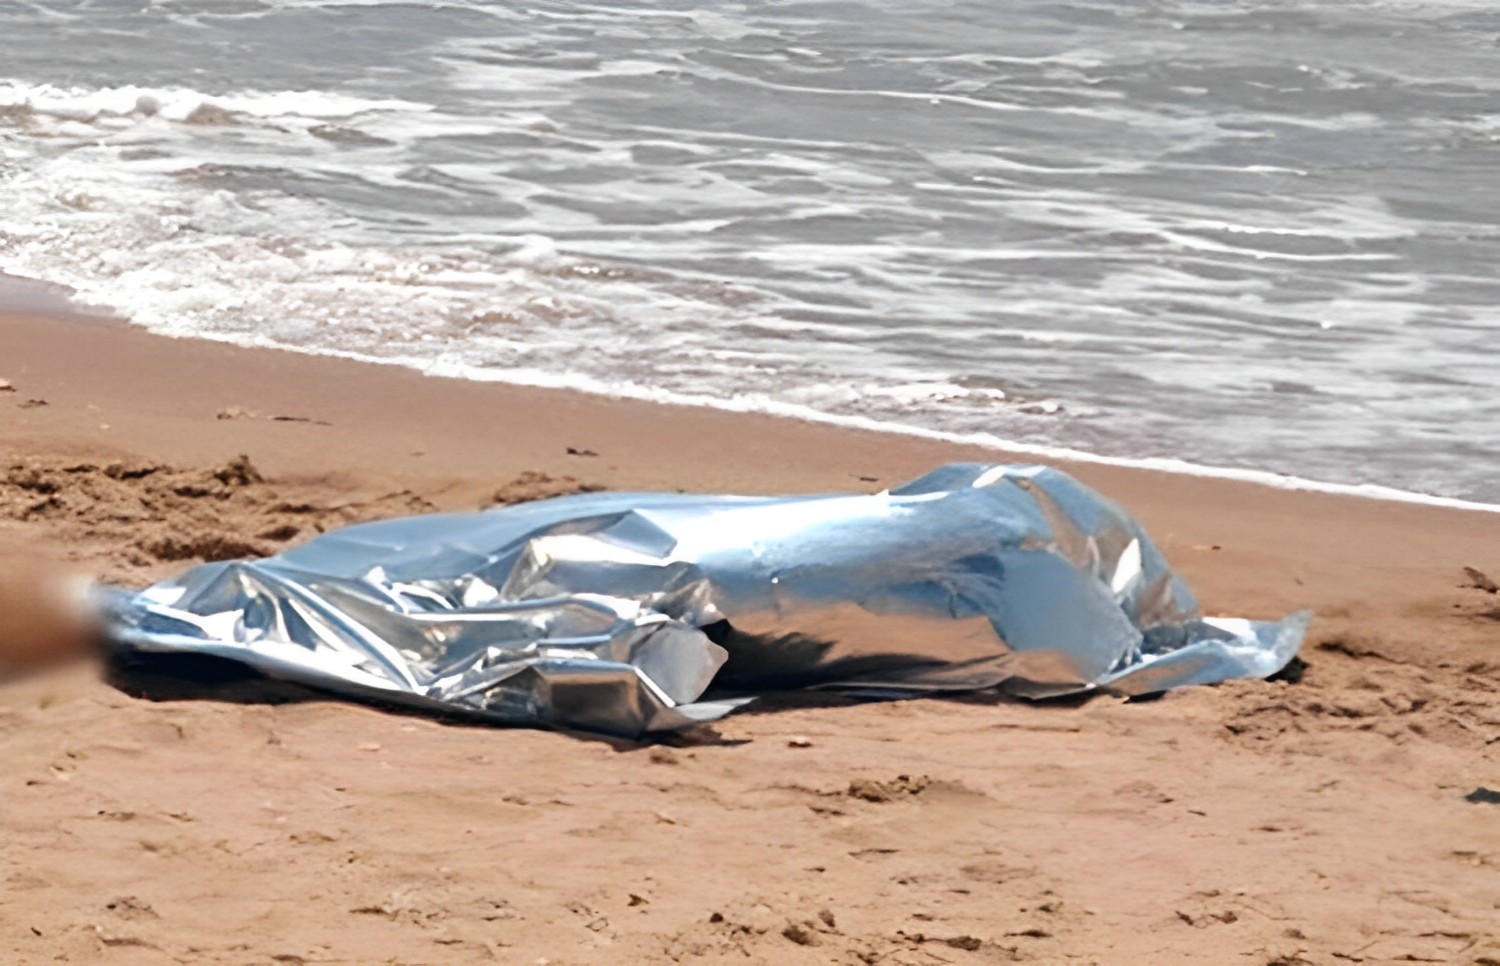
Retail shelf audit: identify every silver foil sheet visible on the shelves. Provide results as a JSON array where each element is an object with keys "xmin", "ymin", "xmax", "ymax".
[{"xmin": 105, "ymin": 464, "xmax": 1306, "ymax": 736}]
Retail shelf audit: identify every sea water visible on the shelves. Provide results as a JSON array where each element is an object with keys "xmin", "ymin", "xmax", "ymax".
[{"xmin": 0, "ymin": 0, "xmax": 1496, "ymax": 502}]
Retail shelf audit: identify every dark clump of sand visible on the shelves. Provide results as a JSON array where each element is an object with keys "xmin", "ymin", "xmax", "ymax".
[
  {"xmin": 1, "ymin": 455, "xmax": 608, "ymax": 586},
  {"xmin": 2, "ymin": 309, "xmax": 1499, "ymax": 964}
]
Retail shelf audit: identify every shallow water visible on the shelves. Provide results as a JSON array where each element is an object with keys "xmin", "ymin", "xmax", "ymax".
[{"xmin": 0, "ymin": 0, "xmax": 1496, "ymax": 500}]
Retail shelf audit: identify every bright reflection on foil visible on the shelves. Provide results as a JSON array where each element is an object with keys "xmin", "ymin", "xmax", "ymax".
[{"xmin": 105, "ymin": 464, "xmax": 1306, "ymax": 736}]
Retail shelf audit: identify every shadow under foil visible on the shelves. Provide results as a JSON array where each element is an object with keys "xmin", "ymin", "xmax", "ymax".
[
  {"xmin": 708, "ymin": 626, "xmax": 970, "ymax": 693},
  {"xmin": 105, "ymin": 605, "xmax": 1139, "ymax": 739},
  {"xmin": 103, "ymin": 640, "xmax": 1105, "ymax": 746},
  {"xmin": 102, "ymin": 647, "xmax": 663, "ymax": 748},
  {"xmin": 107, "ymin": 647, "xmax": 492, "ymax": 724}
]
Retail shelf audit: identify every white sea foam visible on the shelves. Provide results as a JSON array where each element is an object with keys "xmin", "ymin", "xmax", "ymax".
[
  {"xmin": 31, "ymin": 298, "xmax": 1493, "ymax": 516},
  {"xmin": 0, "ymin": 81, "xmax": 430, "ymax": 123}
]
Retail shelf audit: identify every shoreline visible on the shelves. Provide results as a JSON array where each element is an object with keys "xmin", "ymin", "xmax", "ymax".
[
  {"xmin": 105, "ymin": 331, "xmax": 1500, "ymax": 516},
  {"xmin": 6, "ymin": 271, "xmax": 1493, "ymax": 515},
  {"xmin": 4, "ymin": 306, "xmax": 1500, "ymax": 964},
  {"xmin": 209, "ymin": 340, "xmax": 1500, "ymax": 516}
]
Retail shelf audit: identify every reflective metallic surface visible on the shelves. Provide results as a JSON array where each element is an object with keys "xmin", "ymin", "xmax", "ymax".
[{"xmin": 105, "ymin": 464, "xmax": 1306, "ymax": 736}]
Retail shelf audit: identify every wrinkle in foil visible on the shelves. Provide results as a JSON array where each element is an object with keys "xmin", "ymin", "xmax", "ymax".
[{"xmin": 106, "ymin": 464, "xmax": 1306, "ymax": 736}]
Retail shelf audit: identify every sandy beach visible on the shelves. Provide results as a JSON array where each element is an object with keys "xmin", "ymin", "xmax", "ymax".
[{"xmin": 3, "ymin": 308, "xmax": 1498, "ymax": 965}]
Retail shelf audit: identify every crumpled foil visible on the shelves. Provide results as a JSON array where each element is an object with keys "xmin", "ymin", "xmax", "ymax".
[{"xmin": 105, "ymin": 463, "xmax": 1306, "ymax": 736}]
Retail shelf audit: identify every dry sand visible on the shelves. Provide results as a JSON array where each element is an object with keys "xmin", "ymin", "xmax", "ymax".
[{"xmin": 2, "ymin": 308, "xmax": 1498, "ymax": 965}]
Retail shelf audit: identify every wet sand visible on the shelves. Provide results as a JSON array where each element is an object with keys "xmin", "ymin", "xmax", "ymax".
[{"xmin": 2, "ymin": 309, "xmax": 1498, "ymax": 964}]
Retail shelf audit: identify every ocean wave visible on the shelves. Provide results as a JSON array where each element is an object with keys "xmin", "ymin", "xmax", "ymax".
[{"xmin": 0, "ymin": 81, "xmax": 429, "ymax": 125}]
